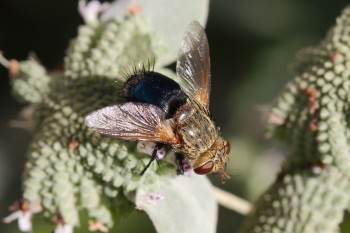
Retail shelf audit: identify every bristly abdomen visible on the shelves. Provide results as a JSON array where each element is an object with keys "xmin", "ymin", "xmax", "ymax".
[{"xmin": 123, "ymin": 70, "xmax": 188, "ymax": 118}]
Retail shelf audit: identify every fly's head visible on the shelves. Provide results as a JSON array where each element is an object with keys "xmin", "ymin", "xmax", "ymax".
[{"xmin": 193, "ymin": 137, "xmax": 230, "ymax": 183}]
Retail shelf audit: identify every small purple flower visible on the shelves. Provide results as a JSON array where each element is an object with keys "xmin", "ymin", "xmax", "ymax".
[
  {"xmin": 78, "ymin": 0, "xmax": 110, "ymax": 23},
  {"xmin": 148, "ymin": 192, "xmax": 164, "ymax": 201},
  {"xmin": 140, "ymin": 192, "xmax": 165, "ymax": 205}
]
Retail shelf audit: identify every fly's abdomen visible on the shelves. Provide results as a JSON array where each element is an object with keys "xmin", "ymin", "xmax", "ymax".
[{"xmin": 123, "ymin": 71, "xmax": 187, "ymax": 118}]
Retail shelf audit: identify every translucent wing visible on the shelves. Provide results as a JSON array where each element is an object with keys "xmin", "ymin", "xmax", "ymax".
[
  {"xmin": 176, "ymin": 21, "xmax": 211, "ymax": 109},
  {"xmin": 85, "ymin": 102, "xmax": 178, "ymax": 144}
]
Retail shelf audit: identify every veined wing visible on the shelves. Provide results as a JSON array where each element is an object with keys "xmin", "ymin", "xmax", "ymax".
[
  {"xmin": 85, "ymin": 102, "xmax": 178, "ymax": 144},
  {"xmin": 176, "ymin": 21, "xmax": 211, "ymax": 109}
]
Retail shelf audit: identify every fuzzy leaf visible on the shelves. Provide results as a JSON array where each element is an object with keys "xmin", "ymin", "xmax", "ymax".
[
  {"xmin": 135, "ymin": 175, "xmax": 217, "ymax": 233},
  {"xmin": 102, "ymin": 0, "xmax": 210, "ymax": 66}
]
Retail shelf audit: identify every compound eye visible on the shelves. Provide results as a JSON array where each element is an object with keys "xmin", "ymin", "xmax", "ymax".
[
  {"xmin": 194, "ymin": 161, "xmax": 214, "ymax": 174},
  {"xmin": 224, "ymin": 140, "xmax": 231, "ymax": 154}
]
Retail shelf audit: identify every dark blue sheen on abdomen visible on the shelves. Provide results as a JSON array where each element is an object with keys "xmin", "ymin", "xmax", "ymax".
[{"xmin": 125, "ymin": 71, "xmax": 188, "ymax": 118}]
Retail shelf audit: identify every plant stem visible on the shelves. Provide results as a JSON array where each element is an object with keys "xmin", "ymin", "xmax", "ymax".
[{"xmin": 213, "ymin": 186, "xmax": 252, "ymax": 215}]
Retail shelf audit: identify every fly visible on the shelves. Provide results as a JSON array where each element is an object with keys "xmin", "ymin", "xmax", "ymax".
[{"xmin": 85, "ymin": 21, "xmax": 230, "ymax": 182}]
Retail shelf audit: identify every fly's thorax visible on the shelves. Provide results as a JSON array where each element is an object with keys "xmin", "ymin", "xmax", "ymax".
[{"xmin": 174, "ymin": 103, "xmax": 218, "ymax": 157}]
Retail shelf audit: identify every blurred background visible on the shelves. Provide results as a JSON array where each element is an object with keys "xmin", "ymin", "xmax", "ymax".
[{"xmin": 0, "ymin": 0, "xmax": 349, "ymax": 232}]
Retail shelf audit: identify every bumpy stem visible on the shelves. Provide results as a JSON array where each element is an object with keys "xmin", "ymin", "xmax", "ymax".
[
  {"xmin": 240, "ymin": 5, "xmax": 350, "ymax": 233},
  {"xmin": 6, "ymin": 14, "xmax": 171, "ymax": 230}
]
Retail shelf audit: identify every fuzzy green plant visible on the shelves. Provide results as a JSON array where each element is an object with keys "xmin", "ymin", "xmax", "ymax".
[
  {"xmin": 240, "ymin": 5, "xmax": 350, "ymax": 233},
  {"xmin": 1, "ymin": 1, "xmax": 218, "ymax": 233}
]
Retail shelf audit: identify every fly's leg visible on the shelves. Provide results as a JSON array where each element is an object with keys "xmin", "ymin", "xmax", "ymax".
[
  {"xmin": 175, "ymin": 153, "xmax": 185, "ymax": 175},
  {"xmin": 140, "ymin": 143, "xmax": 164, "ymax": 175}
]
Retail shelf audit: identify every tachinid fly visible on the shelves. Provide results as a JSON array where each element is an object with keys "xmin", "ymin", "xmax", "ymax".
[{"xmin": 85, "ymin": 21, "xmax": 230, "ymax": 182}]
